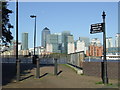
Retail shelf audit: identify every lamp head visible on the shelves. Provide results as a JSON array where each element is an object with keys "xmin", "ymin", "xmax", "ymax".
[{"xmin": 30, "ymin": 15, "xmax": 36, "ymax": 18}]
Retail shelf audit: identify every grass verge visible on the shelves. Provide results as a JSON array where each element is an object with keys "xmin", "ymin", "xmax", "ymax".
[
  {"xmin": 60, "ymin": 64, "xmax": 77, "ymax": 73},
  {"xmin": 95, "ymin": 81, "xmax": 113, "ymax": 86},
  {"xmin": 95, "ymin": 81, "xmax": 103, "ymax": 84}
]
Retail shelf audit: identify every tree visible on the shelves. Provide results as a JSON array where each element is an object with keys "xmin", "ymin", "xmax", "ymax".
[{"xmin": 1, "ymin": 0, "xmax": 13, "ymax": 45}]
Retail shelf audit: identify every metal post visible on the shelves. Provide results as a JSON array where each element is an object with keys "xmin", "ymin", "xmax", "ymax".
[
  {"xmin": 16, "ymin": 0, "xmax": 20, "ymax": 82},
  {"xmin": 34, "ymin": 17, "xmax": 36, "ymax": 57},
  {"xmin": 36, "ymin": 58, "xmax": 40, "ymax": 78},
  {"xmin": 30, "ymin": 15, "xmax": 36, "ymax": 64},
  {"xmin": 33, "ymin": 16, "xmax": 36, "ymax": 65},
  {"xmin": 54, "ymin": 58, "xmax": 58, "ymax": 75},
  {"xmin": 102, "ymin": 11, "xmax": 108, "ymax": 84}
]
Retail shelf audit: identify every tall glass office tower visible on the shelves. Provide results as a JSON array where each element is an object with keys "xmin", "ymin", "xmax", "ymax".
[
  {"xmin": 22, "ymin": 32, "xmax": 28, "ymax": 50},
  {"xmin": 61, "ymin": 31, "xmax": 71, "ymax": 53},
  {"xmin": 115, "ymin": 33, "xmax": 120, "ymax": 47},
  {"xmin": 79, "ymin": 37, "xmax": 90, "ymax": 47},
  {"xmin": 46, "ymin": 34, "xmax": 60, "ymax": 53},
  {"xmin": 106, "ymin": 37, "xmax": 113, "ymax": 48},
  {"xmin": 41, "ymin": 27, "xmax": 51, "ymax": 48}
]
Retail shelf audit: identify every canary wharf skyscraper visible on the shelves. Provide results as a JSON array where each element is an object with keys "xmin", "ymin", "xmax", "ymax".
[
  {"xmin": 41, "ymin": 27, "xmax": 51, "ymax": 48},
  {"xmin": 22, "ymin": 32, "xmax": 28, "ymax": 50},
  {"xmin": 61, "ymin": 31, "xmax": 71, "ymax": 53}
]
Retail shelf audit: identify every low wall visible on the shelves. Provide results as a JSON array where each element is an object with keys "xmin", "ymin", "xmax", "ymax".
[{"xmin": 83, "ymin": 62, "xmax": 119, "ymax": 79}]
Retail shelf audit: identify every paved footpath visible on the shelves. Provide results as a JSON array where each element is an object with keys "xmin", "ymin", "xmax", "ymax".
[{"xmin": 2, "ymin": 63, "xmax": 119, "ymax": 88}]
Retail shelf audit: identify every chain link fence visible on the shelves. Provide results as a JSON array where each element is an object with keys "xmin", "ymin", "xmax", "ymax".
[{"xmin": 67, "ymin": 51, "xmax": 85, "ymax": 68}]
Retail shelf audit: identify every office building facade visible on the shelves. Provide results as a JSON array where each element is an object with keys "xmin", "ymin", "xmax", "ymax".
[
  {"xmin": 41, "ymin": 27, "xmax": 51, "ymax": 48},
  {"xmin": 21, "ymin": 32, "xmax": 28, "ymax": 50},
  {"xmin": 67, "ymin": 35, "xmax": 74, "ymax": 54},
  {"xmin": 106, "ymin": 47, "xmax": 120, "ymax": 55},
  {"xmin": 79, "ymin": 37, "xmax": 90, "ymax": 47},
  {"xmin": 67, "ymin": 42, "xmax": 75, "ymax": 54},
  {"xmin": 86, "ymin": 45, "xmax": 103, "ymax": 57},
  {"xmin": 106, "ymin": 37, "xmax": 113, "ymax": 48},
  {"xmin": 115, "ymin": 33, "xmax": 120, "ymax": 47},
  {"xmin": 91, "ymin": 38, "xmax": 101, "ymax": 46},
  {"xmin": 75, "ymin": 40, "xmax": 86, "ymax": 53},
  {"xmin": 46, "ymin": 43, "xmax": 53, "ymax": 52},
  {"xmin": 46, "ymin": 34, "xmax": 61, "ymax": 53},
  {"xmin": 61, "ymin": 31, "xmax": 71, "ymax": 53}
]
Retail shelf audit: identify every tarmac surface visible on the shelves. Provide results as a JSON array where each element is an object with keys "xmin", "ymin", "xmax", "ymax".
[{"xmin": 2, "ymin": 63, "xmax": 119, "ymax": 88}]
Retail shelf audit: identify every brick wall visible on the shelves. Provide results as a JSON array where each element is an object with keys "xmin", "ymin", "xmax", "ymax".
[{"xmin": 83, "ymin": 62, "xmax": 119, "ymax": 79}]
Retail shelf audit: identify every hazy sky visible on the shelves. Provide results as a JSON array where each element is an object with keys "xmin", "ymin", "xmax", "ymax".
[{"xmin": 8, "ymin": 2, "xmax": 118, "ymax": 48}]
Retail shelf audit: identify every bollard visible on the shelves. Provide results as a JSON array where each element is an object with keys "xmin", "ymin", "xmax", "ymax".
[
  {"xmin": 36, "ymin": 58, "xmax": 40, "ymax": 78},
  {"xmin": 54, "ymin": 58, "xmax": 58, "ymax": 75},
  {"xmin": 32, "ymin": 55, "xmax": 37, "ymax": 64},
  {"xmin": 16, "ymin": 59, "xmax": 20, "ymax": 81}
]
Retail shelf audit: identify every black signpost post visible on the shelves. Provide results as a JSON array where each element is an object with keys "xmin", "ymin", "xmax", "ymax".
[
  {"xmin": 102, "ymin": 11, "xmax": 108, "ymax": 84},
  {"xmin": 90, "ymin": 11, "xmax": 108, "ymax": 84}
]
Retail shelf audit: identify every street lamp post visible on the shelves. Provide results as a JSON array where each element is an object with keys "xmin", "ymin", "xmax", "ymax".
[
  {"xmin": 16, "ymin": 0, "xmax": 20, "ymax": 82},
  {"xmin": 102, "ymin": 11, "xmax": 108, "ymax": 84},
  {"xmin": 30, "ymin": 15, "xmax": 36, "ymax": 64},
  {"xmin": 30, "ymin": 15, "xmax": 40, "ymax": 78}
]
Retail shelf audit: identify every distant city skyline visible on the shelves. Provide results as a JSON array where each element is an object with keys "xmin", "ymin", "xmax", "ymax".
[{"xmin": 8, "ymin": 2, "xmax": 118, "ymax": 48}]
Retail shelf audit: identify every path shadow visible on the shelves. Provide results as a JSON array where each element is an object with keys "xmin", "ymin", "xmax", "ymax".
[
  {"xmin": 39, "ymin": 73, "xmax": 48, "ymax": 78},
  {"xmin": 20, "ymin": 75, "xmax": 34, "ymax": 81},
  {"xmin": 57, "ymin": 70, "xmax": 62, "ymax": 75},
  {"xmin": 2, "ymin": 63, "xmax": 16, "ymax": 86},
  {"xmin": 2, "ymin": 57, "xmax": 64, "ymax": 86},
  {"xmin": 2, "ymin": 57, "xmax": 36, "ymax": 86},
  {"xmin": 67, "ymin": 63, "xmax": 83, "ymax": 70}
]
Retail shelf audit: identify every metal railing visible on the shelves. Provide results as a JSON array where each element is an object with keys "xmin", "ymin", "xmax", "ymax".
[{"xmin": 67, "ymin": 51, "xmax": 85, "ymax": 68}]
